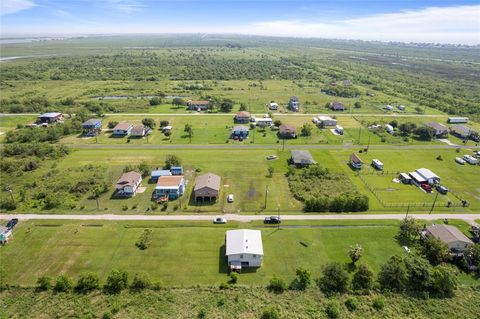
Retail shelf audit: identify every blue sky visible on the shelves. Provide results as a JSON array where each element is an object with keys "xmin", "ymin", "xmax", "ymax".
[{"xmin": 1, "ymin": 0, "xmax": 479, "ymax": 44}]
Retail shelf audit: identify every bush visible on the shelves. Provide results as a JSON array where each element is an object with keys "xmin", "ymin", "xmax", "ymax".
[
  {"xmin": 197, "ymin": 308, "xmax": 207, "ymax": 319},
  {"xmin": 219, "ymin": 282, "xmax": 230, "ymax": 290},
  {"xmin": 149, "ymin": 97, "xmax": 162, "ymax": 106},
  {"xmin": 325, "ymin": 301, "xmax": 340, "ymax": 319},
  {"xmin": 152, "ymin": 281, "xmax": 163, "ymax": 291},
  {"xmin": 317, "ymin": 262, "xmax": 349, "ymax": 294},
  {"xmin": 136, "ymin": 229, "xmax": 153, "ymax": 250},
  {"xmin": 421, "ymin": 236, "xmax": 451, "ymax": 266},
  {"xmin": 229, "ymin": 272, "xmax": 238, "ymax": 284},
  {"xmin": 372, "ymin": 296, "xmax": 385, "ymax": 310},
  {"xmin": 130, "ymin": 272, "xmax": 151, "ymax": 291},
  {"xmin": 104, "ymin": 269, "xmax": 128, "ymax": 294},
  {"xmin": 431, "ymin": 264, "xmax": 457, "ymax": 297},
  {"xmin": 289, "ymin": 267, "xmax": 311, "ymax": 291},
  {"xmin": 108, "ymin": 121, "xmax": 118, "ymax": 129},
  {"xmin": 267, "ymin": 275, "xmax": 286, "ymax": 293},
  {"xmin": 260, "ymin": 307, "xmax": 280, "ymax": 319},
  {"xmin": 378, "ymin": 255, "xmax": 407, "ymax": 292},
  {"xmin": 352, "ymin": 264, "xmax": 374, "ymax": 293},
  {"xmin": 102, "ymin": 311, "xmax": 113, "ymax": 319},
  {"xmin": 75, "ymin": 272, "xmax": 99, "ymax": 293},
  {"xmin": 54, "ymin": 275, "xmax": 73, "ymax": 293},
  {"xmin": 36, "ymin": 275, "xmax": 52, "ymax": 291},
  {"xmin": 345, "ymin": 297, "xmax": 358, "ymax": 311}
]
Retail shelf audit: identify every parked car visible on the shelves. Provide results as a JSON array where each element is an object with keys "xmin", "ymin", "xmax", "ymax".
[
  {"xmin": 455, "ymin": 157, "xmax": 466, "ymax": 165},
  {"xmin": 6, "ymin": 218, "xmax": 18, "ymax": 230},
  {"xmin": 266, "ymin": 155, "xmax": 278, "ymax": 160},
  {"xmin": 436, "ymin": 185, "xmax": 449, "ymax": 194},
  {"xmin": 264, "ymin": 216, "xmax": 281, "ymax": 224},
  {"xmin": 420, "ymin": 183, "xmax": 432, "ymax": 192},
  {"xmin": 213, "ymin": 217, "xmax": 227, "ymax": 224},
  {"xmin": 227, "ymin": 194, "xmax": 234, "ymax": 203}
]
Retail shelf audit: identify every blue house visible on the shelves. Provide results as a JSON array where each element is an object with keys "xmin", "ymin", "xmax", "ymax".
[
  {"xmin": 232, "ymin": 126, "xmax": 249, "ymax": 139},
  {"xmin": 151, "ymin": 169, "xmax": 172, "ymax": 181},
  {"xmin": 154, "ymin": 175, "xmax": 185, "ymax": 200},
  {"xmin": 288, "ymin": 97, "xmax": 299, "ymax": 112},
  {"xmin": 170, "ymin": 166, "xmax": 183, "ymax": 175},
  {"xmin": 82, "ymin": 119, "xmax": 102, "ymax": 136}
]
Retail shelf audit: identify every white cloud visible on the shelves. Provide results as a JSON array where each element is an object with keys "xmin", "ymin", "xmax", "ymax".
[
  {"xmin": 242, "ymin": 5, "xmax": 480, "ymax": 44},
  {"xmin": 0, "ymin": 0, "xmax": 36, "ymax": 16},
  {"xmin": 104, "ymin": 0, "xmax": 145, "ymax": 13}
]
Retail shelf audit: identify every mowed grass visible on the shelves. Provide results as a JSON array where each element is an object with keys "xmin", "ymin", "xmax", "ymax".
[{"xmin": 0, "ymin": 219, "xmax": 405, "ymax": 286}]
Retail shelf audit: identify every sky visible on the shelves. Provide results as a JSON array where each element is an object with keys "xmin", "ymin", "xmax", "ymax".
[{"xmin": 1, "ymin": 0, "xmax": 480, "ymax": 44}]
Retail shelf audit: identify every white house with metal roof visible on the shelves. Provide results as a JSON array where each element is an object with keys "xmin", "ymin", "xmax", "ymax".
[
  {"xmin": 225, "ymin": 229, "xmax": 263, "ymax": 270},
  {"xmin": 416, "ymin": 168, "xmax": 440, "ymax": 184}
]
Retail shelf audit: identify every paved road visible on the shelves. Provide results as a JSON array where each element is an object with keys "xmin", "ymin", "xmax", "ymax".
[
  {"xmin": 2, "ymin": 213, "xmax": 479, "ymax": 225},
  {"xmin": 64, "ymin": 143, "xmax": 479, "ymax": 150}
]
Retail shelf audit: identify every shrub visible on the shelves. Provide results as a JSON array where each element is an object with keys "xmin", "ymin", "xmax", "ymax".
[
  {"xmin": 348, "ymin": 244, "xmax": 363, "ymax": 264},
  {"xmin": 135, "ymin": 229, "xmax": 153, "ymax": 250},
  {"xmin": 325, "ymin": 301, "xmax": 340, "ymax": 319},
  {"xmin": 421, "ymin": 236, "xmax": 451, "ymax": 266},
  {"xmin": 431, "ymin": 264, "xmax": 458, "ymax": 297},
  {"xmin": 352, "ymin": 264, "xmax": 374, "ymax": 293},
  {"xmin": 160, "ymin": 120, "xmax": 169, "ymax": 127},
  {"xmin": 104, "ymin": 269, "xmax": 128, "ymax": 294},
  {"xmin": 229, "ymin": 272, "xmax": 238, "ymax": 284},
  {"xmin": 404, "ymin": 256, "xmax": 433, "ymax": 293},
  {"xmin": 219, "ymin": 282, "xmax": 230, "ymax": 290},
  {"xmin": 75, "ymin": 272, "xmax": 99, "ymax": 293},
  {"xmin": 267, "ymin": 275, "xmax": 286, "ymax": 293},
  {"xmin": 130, "ymin": 272, "xmax": 151, "ymax": 291},
  {"xmin": 107, "ymin": 121, "xmax": 118, "ymax": 129},
  {"xmin": 289, "ymin": 267, "xmax": 311, "ymax": 291},
  {"xmin": 261, "ymin": 307, "xmax": 280, "ymax": 319},
  {"xmin": 36, "ymin": 275, "xmax": 52, "ymax": 291},
  {"xmin": 54, "ymin": 275, "xmax": 73, "ymax": 293},
  {"xmin": 164, "ymin": 154, "xmax": 182, "ymax": 169},
  {"xmin": 149, "ymin": 97, "xmax": 161, "ymax": 106},
  {"xmin": 152, "ymin": 280, "xmax": 163, "ymax": 291},
  {"xmin": 372, "ymin": 296, "xmax": 385, "ymax": 310},
  {"xmin": 197, "ymin": 308, "xmax": 207, "ymax": 319},
  {"xmin": 102, "ymin": 311, "xmax": 113, "ymax": 319},
  {"xmin": 378, "ymin": 255, "xmax": 407, "ymax": 292},
  {"xmin": 345, "ymin": 297, "xmax": 358, "ymax": 311},
  {"xmin": 317, "ymin": 262, "xmax": 349, "ymax": 294}
]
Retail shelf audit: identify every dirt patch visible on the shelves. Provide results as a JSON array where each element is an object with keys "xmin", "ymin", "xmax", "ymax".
[{"xmin": 136, "ymin": 186, "xmax": 147, "ymax": 194}]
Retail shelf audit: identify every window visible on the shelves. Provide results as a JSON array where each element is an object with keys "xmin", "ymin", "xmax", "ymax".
[
  {"xmin": 240, "ymin": 255, "xmax": 243, "ymax": 259},
  {"xmin": 253, "ymin": 255, "xmax": 256, "ymax": 258}
]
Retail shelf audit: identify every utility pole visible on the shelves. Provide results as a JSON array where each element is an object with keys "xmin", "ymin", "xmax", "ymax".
[
  {"xmin": 6, "ymin": 185, "xmax": 14, "ymax": 202},
  {"xmin": 405, "ymin": 204, "xmax": 410, "ymax": 219},
  {"xmin": 282, "ymin": 138, "xmax": 286, "ymax": 151},
  {"xmin": 429, "ymin": 191, "xmax": 439, "ymax": 214},
  {"xmin": 357, "ymin": 127, "xmax": 362, "ymax": 145},
  {"xmin": 264, "ymin": 185, "xmax": 269, "ymax": 210},
  {"xmin": 366, "ymin": 135, "xmax": 371, "ymax": 152},
  {"xmin": 277, "ymin": 204, "xmax": 280, "ymax": 230}
]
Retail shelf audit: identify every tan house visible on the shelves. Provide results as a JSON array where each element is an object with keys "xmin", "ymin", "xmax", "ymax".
[
  {"xmin": 425, "ymin": 224, "xmax": 473, "ymax": 252},
  {"xmin": 194, "ymin": 173, "xmax": 221, "ymax": 202},
  {"xmin": 234, "ymin": 111, "xmax": 250, "ymax": 124},
  {"xmin": 116, "ymin": 171, "xmax": 142, "ymax": 197},
  {"xmin": 187, "ymin": 100, "xmax": 210, "ymax": 111},
  {"xmin": 279, "ymin": 124, "xmax": 297, "ymax": 138}
]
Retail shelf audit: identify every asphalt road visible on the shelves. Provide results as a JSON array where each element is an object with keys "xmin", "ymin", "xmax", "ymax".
[
  {"xmin": 2, "ymin": 213, "xmax": 479, "ymax": 225},
  {"xmin": 0, "ymin": 113, "xmax": 448, "ymax": 117}
]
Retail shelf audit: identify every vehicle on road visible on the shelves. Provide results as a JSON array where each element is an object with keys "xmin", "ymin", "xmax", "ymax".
[
  {"xmin": 264, "ymin": 216, "xmax": 281, "ymax": 224},
  {"xmin": 436, "ymin": 185, "xmax": 449, "ymax": 194},
  {"xmin": 266, "ymin": 155, "xmax": 278, "ymax": 160},
  {"xmin": 227, "ymin": 194, "xmax": 234, "ymax": 203},
  {"xmin": 213, "ymin": 217, "xmax": 227, "ymax": 224},
  {"xmin": 6, "ymin": 218, "xmax": 18, "ymax": 230}
]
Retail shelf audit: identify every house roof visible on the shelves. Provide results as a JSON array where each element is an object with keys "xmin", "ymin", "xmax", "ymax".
[
  {"xmin": 236, "ymin": 111, "xmax": 250, "ymax": 118},
  {"xmin": 289, "ymin": 96, "xmax": 299, "ymax": 101},
  {"xmin": 116, "ymin": 171, "xmax": 142, "ymax": 189},
  {"xmin": 451, "ymin": 125, "xmax": 472, "ymax": 135},
  {"xmin": 426, "ymin": 224, "xmax": 473, "ymax": 245},
  {"xmin": 171, "ymin": 166, "xmax": 183, "ymax": 171},
  {"xmin": 151, "ymin": 170, "xmax": 172, "ymax": 177},
  {"xmin": 113, "ymin": 123, "xmax": 133, "ymax": 131},
  {"xmin": 226, "ymin": 229, "xmax": 264, "ymax": 256},
  {"xmin": 425, "ymin": 122, "xmax": 447, "ymax": 132},
  {"xmin": 409, "ymin": 171, "xmax": 426, "ymax": 183},
  {"xmin": 188, "ymin": 100, "xmax": 210, "ymax": 105},
  {"xmin": 416, "ymin": 168, "xmax": 439, "ymax": 180},
  {"xmin": 291, "ymin": 150, "xmax": 316, "ymax": 164},
  {"xmin": 318, "ymin": 116, "xmax": 335, "ymax": 121},
  {"xmin": 350, "ymin": 153, "xmax": 362, "ymax": 164},
  {"xmin": 131, "ymin": 124, "xmax": 145, "ymax": 135},
  {"xmin": 82, "ymin": 119, "xmax": 102, "ymax": 126},
  {"xmin": 331, "ymin": 102, "xmax": 346, "ymax": 110},
  {"xmin": 156, "ymin": 175, "xmax": 184, "ymax": 188},
  {"xmin": 195, "ymin": 173, "xmax": 221, "ymax": 192},
  {"xmin": 39, "ymin": 112, "xmax": 62, "ymax": 118},
  {"xmin": 233, "ymin": 125, "xmax": 249, "ymax": 132},
  {"xmin": 279, "ymin": 124, "xmax": 297, "ymax": 134}
]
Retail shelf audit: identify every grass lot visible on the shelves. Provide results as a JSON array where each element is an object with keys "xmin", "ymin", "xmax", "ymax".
[{"xmin": 0, "ymin": 219, "xmax": 477, "ymax": 288}]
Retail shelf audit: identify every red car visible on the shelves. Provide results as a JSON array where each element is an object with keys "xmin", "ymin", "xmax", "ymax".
[{"xmin": 420, "ymin": 183, "xmax": 432, "ymax": 192}]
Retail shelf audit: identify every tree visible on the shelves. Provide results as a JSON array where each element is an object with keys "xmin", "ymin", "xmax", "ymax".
[
  {"xmin": 413, "ymin": 126, "xmax": 435, "ymax": 141},
  {"xmin": 399, "ymin": 122, "xmax": 417, "ymax": 136},
  {"xmin": 137, "ymin": 160, "xmax": 150, "ymax": 177},
  {"xmin": 172, "ymin": 98, "xmax": 185, "ymax": 108},
  {"xmin": 104, "ymin": 269, "xmax": 128, "ymax": 294},
  {"xmin": 404, "ymin": 256, "xmax": 433, "ymax": 292},
  {"xmin": 354, "ymin": 101, "xmax": 362, "ymax": 108},
  {"xmin": 239, "ymin": 103, "xmax": 247, "ymax": 111},
  {"xmin": 54, "ymin": 275, "xmax": 73, "ymax": 293},
  {"xmin": 398, "ymin": 217, "xmax": 420, "ymax": 244},
  {"xmin": 267, "ymin": 275, "xmax": 286, "ymax": 293},
  {"xmin": 317, "ymin": 262, "xmax": 349, "ymax": 294},
  {"xmin": 75, "ymin": 272, "xmax": 100, "ymax": 293},
  {"xmin": 389, "ymin": 120, "xmax": 398, "ymax": 128},
  {"xmin": 421, "ymin": 236, "xmax": 451, "ymax": 266},
  {"xmin": 325, "ymin": 301, "xmax": 340, "ymax": 319},
  {"xmin": 289, "ymin": 267, "xmax": 311, "ymax": 291},
  {"xmin": 414, "ymin": 106, "xmax": 424, "ymax": 114},
  {"xmin": 300, "ymin": 123, "xmax": 313, "ymax": 137},
  {"xmin": 267, "ymin": 166, "xmax": 274, "ymax": 178},
  {"xmin": 184, "ymin": 124, "xmax": 194, "ymax": 143},
  {"xmin": 142, "ymin": 118, "xmax": 156, "ymax": 129},
  {"xmin": 219, "ymin": 99, "xmax": 234, "ymax": 112},
  {"xmin": 130, "ymin": 272, "xmax": 151, "ymax": 291},
  {"xmin": 352, "ymin": 264, "xmax": 374, "ymax": 292},
  {"xmin": 464, "ymin": 244, "xmax": 480, "ymax": 274},
  {"xmin": 91, "ymin": 186, "xmax": 101, "ymax": 210},
  {"xmin": 348, "ymin": 244, "xmax": 363, "ymax": 264},
  {"xmin": 431, "ymin": 264, "xmax": 457, "ymax": 297},
  {"xmin": 159, "ymin": 120, "xmax": 169, "ymax": 127},
  {"xmin": 378, "ymin": 255, "xmax": 407, "ymax": 292},
  {"xmin": 149, "ymin": 97, "xmax": 161, "ymax": 106},
  {"xmin": 108, "ymin": 121, "xmax": 119, "ymax": 129},
  {"xmin": 261, "ymin": 307, "xmax": 280, "ymax": 319},
  {"xmin": 36, "ymin": 275, "xmax": 52, "ymax": 291},
  {"xmin": 164, "ymin": 154, "xmax": 182, "ymax": 169},
  {"xmin": 273, "ymin": 120, "xmax": 282, "ymax": 127}
]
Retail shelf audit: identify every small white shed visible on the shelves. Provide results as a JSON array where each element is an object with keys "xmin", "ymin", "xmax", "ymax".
[{"xmin": 226, "ymin": 229, "xmax": 264, "ymax": 270}]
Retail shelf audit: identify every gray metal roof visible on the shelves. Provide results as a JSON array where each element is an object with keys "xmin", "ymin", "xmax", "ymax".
[
  {"xmin": 426, "ymin": 224, "xmax": 473, "ymax": 245},
  {"xmin": 291, "ymin": 150, "xmax": 316, "ymax": 164},
  {"xmin": 194, "ymin": 173, "xmax": 221, "ymax": 192}
]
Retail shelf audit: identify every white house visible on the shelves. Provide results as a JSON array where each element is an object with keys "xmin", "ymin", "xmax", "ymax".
[
  {"xmin": 226, "ymin": 229, "xmax": 264, "ymax": 270},
  {"xmin": 254, "ymin": 117, "xmax": 273, "ymax": 127},
  {"xmin": 115, "ymin": 171, "xmax": 142, "ymax": 197},
  {"xmin": 385, "ymin": 124, "xmax": 394, "ymax": 134},
  {"xmin": 269, "ymin": 102, "xmax": 278, "ymax": 110},
  {"xmin": 416, "ymin": 168, "xmax": 440, "ymax": 184},
  {"xmin": 112, "ymin": 123, "xmax": 133, "ymax": 136},
  {"xmin": 425, "ymin": 224, "xmax": 473, "ymax": 252},
  {"xmin": 318, "ymin": 116, "xmax": 337, "ymax": 127},
  {"xmin": 372, "ymin": 159, "xmax": 384, "ymax": 170},
  {"xmin": 448, "ymin": 117, "xmax": 468, "ymax": 124}
]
